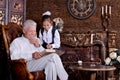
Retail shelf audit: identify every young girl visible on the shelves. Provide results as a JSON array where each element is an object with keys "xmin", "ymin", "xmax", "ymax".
[{"xmin": 39, "ymin": 11, "xmax": 60, "ymax": 49}]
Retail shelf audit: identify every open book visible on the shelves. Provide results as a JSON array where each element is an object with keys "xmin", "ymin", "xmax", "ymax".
[
  {"xmin": 40, "ymin": 49, "xmax": 64, "ymax": 57},
  {"xmin": 45, "ymin": 49, "xmax": 56, "ymax": 53},
  {"xmin": 40, "ymin": 49, "xmax": 56, "ymax": 57}
]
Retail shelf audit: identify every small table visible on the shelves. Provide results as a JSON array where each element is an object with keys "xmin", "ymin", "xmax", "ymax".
[{"xmin": 70, "ymin": 62, "xmax": 116, "ymax": 80}]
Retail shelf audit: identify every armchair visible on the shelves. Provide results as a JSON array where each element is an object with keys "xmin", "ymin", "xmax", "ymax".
[{"xmin": 2, "ymin": 22, "xmax": 45, "ymax": 80}]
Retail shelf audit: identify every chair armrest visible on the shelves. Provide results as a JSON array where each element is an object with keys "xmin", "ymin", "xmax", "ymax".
[
  {"xmin": 11, "ymin": 59, "xmax": 34, "ymax": 80},
  {"xmin": 11, "ymin": 59, "xmax": 27, "ymax": 63}
]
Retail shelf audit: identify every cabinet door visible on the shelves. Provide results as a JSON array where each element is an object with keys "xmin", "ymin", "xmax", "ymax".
[{"xmin": 8, "ymin": 0, "xmax": 26, "ymax": 25}]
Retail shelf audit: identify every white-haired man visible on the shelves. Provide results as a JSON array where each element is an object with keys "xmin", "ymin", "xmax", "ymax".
[{"xmin": 10, "ymin": 20, "xmax": 68, "ymax": 80}]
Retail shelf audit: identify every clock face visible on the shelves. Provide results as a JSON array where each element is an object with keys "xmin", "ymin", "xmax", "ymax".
[{"xmin": 67, "ymin": 0, "xmax": 96, "ymax": 19}]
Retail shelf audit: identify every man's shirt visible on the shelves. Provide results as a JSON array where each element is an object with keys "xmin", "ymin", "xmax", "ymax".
[{"xmin": 10, "ymin": 36, "xmax": 45, "ymax": 60}]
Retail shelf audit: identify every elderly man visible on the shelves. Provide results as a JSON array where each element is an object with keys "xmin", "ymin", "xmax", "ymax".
[{"xmin": 10, "ymin": 20, "xmax": 68, "ymax": 80}]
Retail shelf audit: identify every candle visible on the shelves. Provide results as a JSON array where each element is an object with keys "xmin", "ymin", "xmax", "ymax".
[
  {"xmin": 105, "ymin": 5, "xmax": 108, "ymax": 14},
  {"xmin": 91, "ymin": 34, "xmax": 94, "ymax": 44},
  {"xmin": 109, "ymin": 6, "xmax": 111, "ymax": 15},
  {"xmin": 102, "ymin": 6, "xmax": 104, "ymax": 15}
]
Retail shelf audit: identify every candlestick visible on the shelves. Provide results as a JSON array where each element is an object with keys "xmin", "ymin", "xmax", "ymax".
[
  {"xmin": 101, "ymin": 4, "xmax": 111, "ymax": 57},
  {"xmin": 109, "ymin": 6, "xmax": 111, "ymax": 15},
  {"xmin": 105, "ymin": 5, "xmax": 108, "ymax": 14},
  {"xmin": 102, "ymin": 6, "xmax": 104, "ymax": 16},
  {"xmin": 91, "ymin": 34, "xmax": 94, "ymax": 44}
]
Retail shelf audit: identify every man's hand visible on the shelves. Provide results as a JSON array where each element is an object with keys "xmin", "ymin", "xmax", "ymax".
[
  {"xmin": 29, "ymin": 38, "xmax": 40, "ymax": 47},
  {"xmin": 32, "ymin": 52, "xmax": 42, "ymax": 59}
]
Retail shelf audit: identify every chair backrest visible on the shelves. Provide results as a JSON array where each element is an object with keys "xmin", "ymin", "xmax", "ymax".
[
  {"xmin": 2, "ymin": 22, "xmax": 23, "ymax": 60},
  {"xmin": 2, "ymin": 23, "xmax": 35, "ymax": 80}
]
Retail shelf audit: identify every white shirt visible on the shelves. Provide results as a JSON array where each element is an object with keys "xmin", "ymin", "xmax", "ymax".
[
  {"xmin": 39, "ymin": 26, "xmax": 60, "ymax": 49},
  {"xmin": 10, "ymin": 36, "xmax": 45, "ymax": 61}
]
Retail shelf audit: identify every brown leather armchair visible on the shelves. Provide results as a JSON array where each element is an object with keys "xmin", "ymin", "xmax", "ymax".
[{"xmin": 2, "ymin": 22, "xmax": 45, "ymax": 80}]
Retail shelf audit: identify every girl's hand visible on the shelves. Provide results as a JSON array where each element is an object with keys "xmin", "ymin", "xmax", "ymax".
[{"xmin": 46, "ymin": 44, "xmax": 52, "ymax": 49}]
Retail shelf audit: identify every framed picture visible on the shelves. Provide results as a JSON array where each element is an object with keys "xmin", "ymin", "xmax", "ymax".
[
  {"xmin": 0, "ymin": 0, "xmax": 6, "ymax": 8},
  {"xmin": 9, "ymin": 0, "xmax": 25, "ymax": 12}
]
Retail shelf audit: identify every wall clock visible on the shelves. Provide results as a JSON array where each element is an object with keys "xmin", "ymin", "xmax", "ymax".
[{"xmin": 67, "ymin": 0, "xmax": 96, "ymax": 19}]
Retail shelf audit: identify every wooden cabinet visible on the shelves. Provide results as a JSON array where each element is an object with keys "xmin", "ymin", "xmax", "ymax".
[{"xmin": 0, "ymin": 0, "xmax": 26, "ymax": 25}]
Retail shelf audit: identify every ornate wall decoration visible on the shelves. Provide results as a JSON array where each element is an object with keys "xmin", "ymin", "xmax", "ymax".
[
  {"xmin": 0, "ymin": 0, "xmax": 26, "ymax": 25},
  {"xmin": 0, "ymin": 0, "xmax": 7, "ymax": 25},
  {"xmin": 9, "ymin": 0, "xmax": 26, "ymax": 25},
  {"xmin": 0, "ymin": 0, "xmax": 6, "ymax": 8},
  {"xmin": 10, "ymin": 13, "xmax": 23, "ymax": 25},
  {"xmin": 9, "ymin": 0, "xmax": 24, "ymax": 12},
  {"xmin": 0, "ymin": 10, "xmax": 5, "ymax": 25},
  {"xmin": 61, "ymin": 32, "xmax": 107, "ymax": 47}
]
